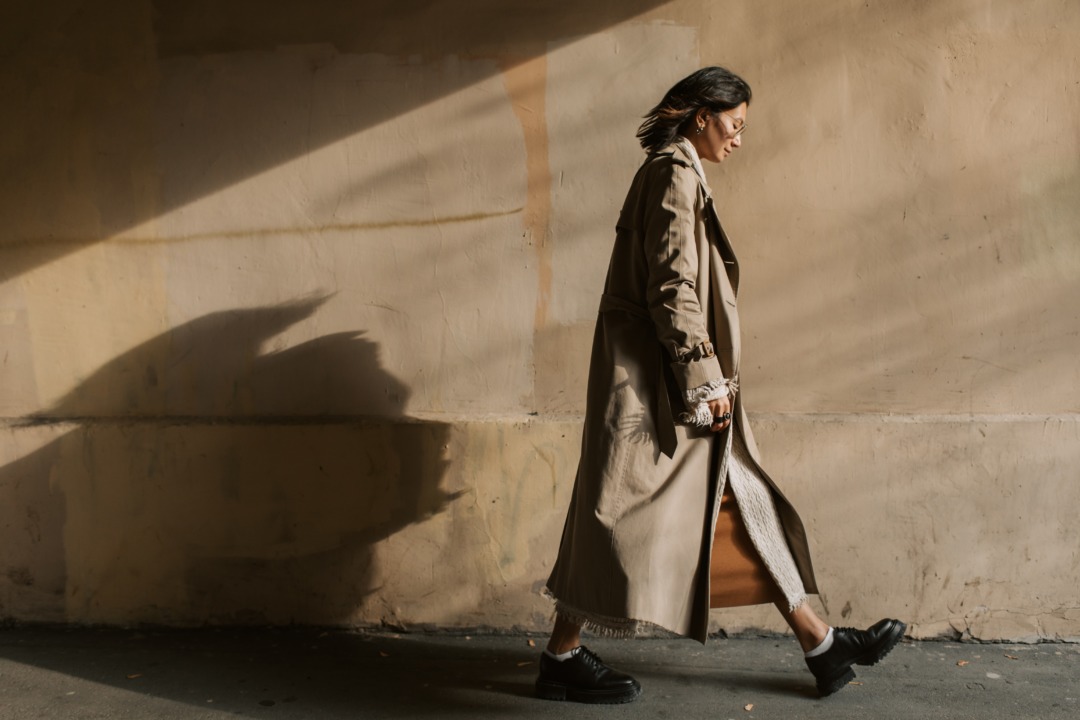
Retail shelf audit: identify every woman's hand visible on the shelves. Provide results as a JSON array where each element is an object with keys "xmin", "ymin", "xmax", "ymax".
[{"xmin": 708, "ymin": 396, "xmax": 732, "ymax": 432}]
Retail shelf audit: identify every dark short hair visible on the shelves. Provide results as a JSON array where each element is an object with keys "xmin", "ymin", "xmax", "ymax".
[{"xmin": 636, "ymin": 66, "xmax": 752, "ymax": 153}]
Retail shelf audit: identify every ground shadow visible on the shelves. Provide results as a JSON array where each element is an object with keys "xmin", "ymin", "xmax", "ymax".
[
  {"xmin": 0, "ymin": 627, "xmax": 541, "ymax": 718},
  {"xmin": 0, "ymin": 627, "xmax": 832, "ymax": 717}
]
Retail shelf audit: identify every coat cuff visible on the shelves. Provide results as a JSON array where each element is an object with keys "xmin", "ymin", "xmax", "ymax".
[{"xmin": 669, "ymin": 353, "xmax": 723, "ymax": 397}]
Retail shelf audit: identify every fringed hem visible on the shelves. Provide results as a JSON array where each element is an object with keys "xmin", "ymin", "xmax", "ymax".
[
  {"xmin": 541, "ymin": 588, "xmax": 640, "ymax": 638},
  {"xmin": 787, "ymin": 593, "xmax": 809, "ymax": 614},
  {"xmin": 678, "ymin": 376, "xmax": 740, "ymax": 427},
  {"xmin": 555, "ymin": 602, "xmax": 640, "ymax": 639}
]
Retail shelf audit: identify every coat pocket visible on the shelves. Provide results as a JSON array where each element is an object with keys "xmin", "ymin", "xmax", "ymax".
[{"xmin": 589, "ymin": 316, "xmax": 665, "ymax": 524}]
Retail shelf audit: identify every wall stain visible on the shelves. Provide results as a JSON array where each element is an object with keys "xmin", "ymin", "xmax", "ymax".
[
  {"xmin": 3, "ymin": 208, "xmax": 523, "ymax": 249},
  {"xmin": 499, "ymin": 55, "xmax": 553, "ymax": 333}
]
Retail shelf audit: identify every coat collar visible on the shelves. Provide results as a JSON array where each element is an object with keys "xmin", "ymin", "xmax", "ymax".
[{"xmin": 657, "ymin": 138, "xmax": 713, "ymax": 198}]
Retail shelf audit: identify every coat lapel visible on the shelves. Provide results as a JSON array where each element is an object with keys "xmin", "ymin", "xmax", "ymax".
[
  {"xmin": 669, "ymin": 141, "xmax": 740, "ymax": 294},
  {"xmin": 704, "ymin": 198, "xmax": 739, "ymax": 296}
]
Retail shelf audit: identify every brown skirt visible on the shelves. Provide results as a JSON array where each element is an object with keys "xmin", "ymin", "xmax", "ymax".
[{"xmin": 709, "ymin": 485, "xmax": 786, "ymax": 608}]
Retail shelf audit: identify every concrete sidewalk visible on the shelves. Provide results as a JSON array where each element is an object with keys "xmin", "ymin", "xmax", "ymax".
[{"xmin": 1, "ymin": 627, "xmax": 1077, "ymax": 719}]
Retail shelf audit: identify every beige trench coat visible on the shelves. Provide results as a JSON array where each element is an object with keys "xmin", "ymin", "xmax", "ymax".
[{"xmin": 545, "ymin": 141, "xmax": 818, "ymax": 643}]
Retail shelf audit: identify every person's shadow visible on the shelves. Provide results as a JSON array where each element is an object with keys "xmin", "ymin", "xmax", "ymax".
[{"xmin": 2, "ymin": 295, "xmax": 459, "ymax": 625}]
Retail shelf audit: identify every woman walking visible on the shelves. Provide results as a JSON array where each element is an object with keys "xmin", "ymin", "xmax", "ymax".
[{"xmin": 536, "ymin": 66, "xmax": 904, "ymax": 703}]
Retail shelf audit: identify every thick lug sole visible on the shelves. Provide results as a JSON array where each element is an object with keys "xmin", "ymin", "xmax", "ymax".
[
  {"xmin": 816, "ymin": 666, "xmax": 857, "ymax": 697},
  {"xmin": 536, "ymin": 679, "xmax": 642, "ymax": 704}
]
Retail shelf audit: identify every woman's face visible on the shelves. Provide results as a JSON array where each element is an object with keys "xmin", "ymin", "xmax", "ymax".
[{"xmin": 693, "ymin": 102, "xmax": 748, "ymax": 163}]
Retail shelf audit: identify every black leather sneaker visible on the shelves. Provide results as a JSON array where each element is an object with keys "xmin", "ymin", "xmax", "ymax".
[
  {"xmin": 535, "ymin": 645, "xmax": 642, "ymax": 704},
  {"xmin": 806, "ymin": 618, "xmax": 906, "ymax": 697}
]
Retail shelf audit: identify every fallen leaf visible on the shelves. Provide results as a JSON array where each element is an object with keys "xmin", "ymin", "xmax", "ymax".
[
  {"xmin": 126, "ymin": 674, "xmax": 143, "ymax": 680},
  {"xmin": 956, "ymin": 660, "xmax": 969, "ymax": 667},
  {"xmin": 379, "ymin": 651, "xmax": 390, "ymax": 658},
  {"xmin": 744, "ymin": 703, "xmax": 754, "ymax": 711},
  {"xmin": 527, "ymin": 639, "xmax": 536, "ymax": 647},
  {"xmin": 1004, "ymin": 654, "xmax": 1018, "ymax": 660},
  {"xmin": 516, "ymin": 661, "xmax": 534, "ymax": 667}
]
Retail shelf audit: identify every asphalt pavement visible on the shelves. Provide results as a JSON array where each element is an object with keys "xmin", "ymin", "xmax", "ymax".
[{"xmin": 1, "ymin": 626, "xmax": 1077, "ymax": 719}]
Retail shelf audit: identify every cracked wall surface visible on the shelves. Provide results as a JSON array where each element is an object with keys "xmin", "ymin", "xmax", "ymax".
[{"xmin": 2, "ymin": 0, "xmax": 1079, "ymax": 641}]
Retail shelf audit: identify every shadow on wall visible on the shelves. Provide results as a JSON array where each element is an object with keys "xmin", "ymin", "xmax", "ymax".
[
  {"xmin": 0, "ymin": 0, "xmax": 669, "ymax": 283},
  {"xmin": 0, "ymin": 296, "xmax": 461, "ymax": 624}
]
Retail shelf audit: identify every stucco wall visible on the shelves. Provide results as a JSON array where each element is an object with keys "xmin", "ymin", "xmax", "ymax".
[{"xmin": 2, "ymin": 0, "xmax": 1078, "ymax": 641}]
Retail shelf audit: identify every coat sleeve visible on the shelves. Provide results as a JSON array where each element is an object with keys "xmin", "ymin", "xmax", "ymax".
[{"xmin": 640, "ymin": 159, "xmax": 725, "ymax": 400}]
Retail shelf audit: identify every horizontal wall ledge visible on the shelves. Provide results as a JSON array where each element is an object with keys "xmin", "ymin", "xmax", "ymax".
[
  {"xmin": 2, "ymin": 413, "xmax": 1077, "ymax": 641},
  {"xmin": 5, "ymin": 412, "xmax": 1080, "ymax": 428}
]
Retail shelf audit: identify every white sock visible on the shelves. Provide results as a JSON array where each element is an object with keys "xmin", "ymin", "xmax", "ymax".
[
  {"xmin": 804, "ymin": 627, "xmax": 835, "ymax": 658},
  {"xmin": 544, "ymin": 647, "xmax": 580, "ymax": 662}
]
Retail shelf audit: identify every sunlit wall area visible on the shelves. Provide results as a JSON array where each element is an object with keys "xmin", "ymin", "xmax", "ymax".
[{"xmin": 1, "ymin": 1, "xmax": 1077, "ymax": 641}]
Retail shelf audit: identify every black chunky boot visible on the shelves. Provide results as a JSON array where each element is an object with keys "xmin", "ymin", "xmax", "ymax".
[
  {"xmin": 806, "ymin": 618, "xmax": 906, "ymax": 697},
  {"xmin": 536, "ymin": 645, "xmax": 642, "ymax": 704}
]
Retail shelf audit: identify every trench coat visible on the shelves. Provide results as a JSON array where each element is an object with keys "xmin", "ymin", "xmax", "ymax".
[{"xmin": 545, "ymin": 140, "xmax": 819, "ymax": 643}]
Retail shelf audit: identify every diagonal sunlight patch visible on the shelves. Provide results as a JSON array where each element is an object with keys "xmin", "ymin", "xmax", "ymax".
[{"xmin": 12, "ymin": 53, "xmax": 533, "ymax": 415}]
